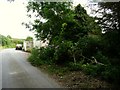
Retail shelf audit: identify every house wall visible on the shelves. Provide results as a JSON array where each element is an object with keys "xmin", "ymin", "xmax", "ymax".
[
  {"xmin": 23, "ymin": 41, "xmax": 33, "ymax": 51},
  {"xmin": 33, "ymin": 39, "xmax": 49, "ymax": 48},
  {"xmin": 23, "ymin": 39, "xmax": 49, "ymax": 51}
]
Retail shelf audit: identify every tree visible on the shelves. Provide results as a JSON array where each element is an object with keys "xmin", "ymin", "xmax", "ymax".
[
  {"xmin": 0, "ymin": 34, "xmax": 11, "ymax": 47},
  {"xmin": 90, "ymin": 2, "xmax": 120, "ymax": 84},
  {"xmin": 7, "ymin": 35, "xmax": 12, "ymax": 39},
  {"xmin": 93, "ymin": 2, "xmax": 120, "ymax": 59},
  {"xmin": 26, "ymin": 1, "xmax": 101, "ymax": 63},
  {"xmin": 26, "ymin": 36, "xmax": 33, "ymax": 41},
  {"xmin": 25, "ymin": 1, "xmax": 120, "ymax": 85},
  {"xmin": 95, "ymin": 2, "xmax": 120, "ymax": 32},
  {"xmin": 26, "ymin": 1, "xmax": 73, "ymax": 44}
]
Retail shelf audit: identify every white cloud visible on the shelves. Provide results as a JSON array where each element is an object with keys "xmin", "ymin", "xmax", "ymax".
[{"xmin": 0, "ymin": 0, "xmax": 34, "ymax": 39}]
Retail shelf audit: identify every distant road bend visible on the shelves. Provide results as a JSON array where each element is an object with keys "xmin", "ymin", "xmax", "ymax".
[{"xmin": 1, "ymin": 48, "xmax": 60, "ymax": 88}]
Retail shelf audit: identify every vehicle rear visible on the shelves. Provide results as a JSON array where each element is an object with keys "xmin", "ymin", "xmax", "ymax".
[{"xmin": 16, "ymin": 44, "xmax": 22, "ymax": 50}]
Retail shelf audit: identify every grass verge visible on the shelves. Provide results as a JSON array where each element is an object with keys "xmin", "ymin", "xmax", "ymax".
[{"xmin": 29, "ymin": 63, "xmax": 113, "ymax": 88}]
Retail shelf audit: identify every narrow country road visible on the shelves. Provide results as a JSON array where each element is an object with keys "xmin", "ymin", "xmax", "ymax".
[{"xmin": 0, "ymin": 48, "xmax": 60, "ymax": 88}]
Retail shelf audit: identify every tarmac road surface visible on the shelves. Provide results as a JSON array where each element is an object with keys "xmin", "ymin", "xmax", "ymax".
[{"xmin": 0, "ymin": 48, "xmax": 60, "ymax": 88}]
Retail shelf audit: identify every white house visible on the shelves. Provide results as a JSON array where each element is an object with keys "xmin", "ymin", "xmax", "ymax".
[
  {"xmin": 23, "ymin": 41, "xmax": 33, "ymax": 51},
  {"xmin": 23, "ymin": 38, "xmax": 49, "ymax": 51},
  {"xmin": 33, "ymin": 38, "xmax": 49, "ymax": 48}
]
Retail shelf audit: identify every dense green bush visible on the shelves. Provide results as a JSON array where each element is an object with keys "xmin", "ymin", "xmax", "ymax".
[
  {"xmin": 94, "ymin": 51, "xmax": 110, "ymax": 65},
  {"xmin": 68, "ymin": 62, "xmax": 83, "ymax": 71},
  {"xmin": 53, "ymin": 41, "xmax": 73, "ymax": 65},
  {"xmin": 81, "ymin": 63, "xmax": 104, "ymax": 76},
  {"xmin": 38, "ymin": 46, "xmax": 55, "ymax": 64},
  {"xmin": 28, "ymin": 48, "xmax": 42, "ymax": 66},
  {"xmin": 102, "ymin": 65, "xmax": 120, "ymax": 84},
  {"xmin": 28, "ymin": 47, "xmax": 55, "ymax": 65}
]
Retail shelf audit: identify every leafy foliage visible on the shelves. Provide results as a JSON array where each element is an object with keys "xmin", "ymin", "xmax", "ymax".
[
  {"xmin": 27, "ymin": 1, "xmax": 120, "ymax": 86},
  {"xmin": 0, "ymin": 34, "xmax": 24, "ymax": 48},
  {"xmin": 96, "ymin": 2, "xmax": 120, "ymax": 32},
  {"xmin": 26, "ymin": 36, "xmax": 33, "ymax": 41}
]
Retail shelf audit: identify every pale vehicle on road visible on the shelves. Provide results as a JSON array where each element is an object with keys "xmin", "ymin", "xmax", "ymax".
[{"xmin": 16, "ymin": 44, "xmax": 22, "ymax": 50}]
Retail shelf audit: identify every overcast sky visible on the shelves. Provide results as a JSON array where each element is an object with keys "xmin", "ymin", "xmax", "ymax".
[{"xmin": 0, "ymin": 0, "xmax": 89, "ymax": 39}]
